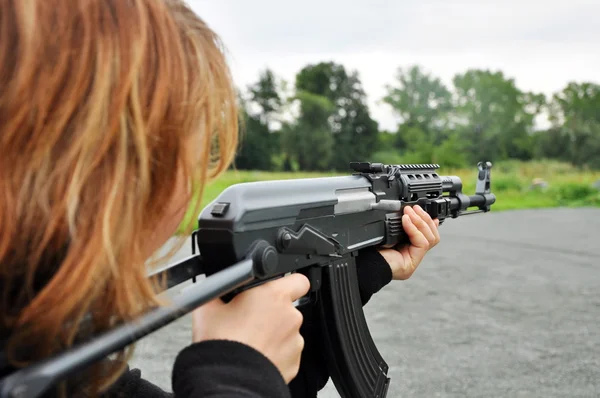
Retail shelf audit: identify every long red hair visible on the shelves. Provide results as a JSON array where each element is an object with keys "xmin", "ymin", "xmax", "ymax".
[{"xmin": 0, "ymin": 0, "xmax": 238, "ymax": 394}]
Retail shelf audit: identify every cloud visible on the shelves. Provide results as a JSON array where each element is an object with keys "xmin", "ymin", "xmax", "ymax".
[{"xmin": 188, "ymin": 0, "xmax": 600, "ymax": 130}]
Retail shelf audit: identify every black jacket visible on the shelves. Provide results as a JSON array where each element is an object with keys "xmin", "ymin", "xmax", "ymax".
[{"xmin": 0, "ymin": 248, "xmax": 392, "ymax": 398}]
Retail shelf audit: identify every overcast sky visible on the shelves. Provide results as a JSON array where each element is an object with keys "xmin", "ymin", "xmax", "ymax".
[{"xmin": 187, "ymin": 0, "xmax": 599, "ymax": 131}]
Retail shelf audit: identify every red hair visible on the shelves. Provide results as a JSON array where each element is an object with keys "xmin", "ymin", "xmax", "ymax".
[{"xmin": 0, "ymin": 0, "xmax": 238, "ymax": 394}]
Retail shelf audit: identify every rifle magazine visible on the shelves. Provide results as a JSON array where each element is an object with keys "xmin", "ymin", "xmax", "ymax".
[{"xmin": 318, "ymin": 256, "xmax": 390, "ymax": 398}]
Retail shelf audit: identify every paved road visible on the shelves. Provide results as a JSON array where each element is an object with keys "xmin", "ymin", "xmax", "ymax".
[{"xmin": 131, "ymin": 208, "xmax": 600, "ymax": 397}]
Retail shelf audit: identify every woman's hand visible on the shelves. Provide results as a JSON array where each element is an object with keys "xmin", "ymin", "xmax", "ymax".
[
  {"xmin": 191, "ymin": 273, "xmax": 310, "ymax": 383},
  {"xmin": 378, "ymin": 205, "xmax": 440, "ymax": 280}
]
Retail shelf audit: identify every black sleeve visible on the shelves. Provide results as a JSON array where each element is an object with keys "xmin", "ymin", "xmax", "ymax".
[
  {"xmin": 102, "ymin": 366, "xmax": 173, "ymax": 398},
  {"xmin": 354, "ymin": 247, "xmax": 393, "ymax": 305},
  {"xmin": 288, "ymin": 248, "xmax": 392, "ymax": 398},
  {"xmin": 172, "ymin": 340, "xmax": 291, "ymax": 398},
  {"xmin": 103, "ymin": 340, "xmax": 290, "ymax": 398}
]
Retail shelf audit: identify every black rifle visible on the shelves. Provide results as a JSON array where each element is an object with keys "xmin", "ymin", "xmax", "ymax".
[{"xmin": 0, "ymin": 161, "xmax": 496, "ymax": 398}]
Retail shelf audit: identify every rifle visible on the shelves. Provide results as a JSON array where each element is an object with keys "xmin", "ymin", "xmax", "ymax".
[{"xmin": 0, "ymin": 161, "xmax": 496, "ymax": 398}]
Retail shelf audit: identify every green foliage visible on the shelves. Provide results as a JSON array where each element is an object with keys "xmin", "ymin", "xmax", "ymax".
[
  {"xmin": 234, "ymin": 110, "xmax": 276, "ymax": 170},
  {"xmin": 234, "ymin": 69, "xmax": 285, "ymax": 170},
  {"xmin": 388, "ymin": 127, "xmax": 468, "ymax": 168},
  {"xmin": 551, "ymin": 183, "xmax": 597, "ymax": 203},
  {"xmin": 452, "ymin": 69, "xmax": 544, "ymax": 163},
  {"xmin": 577, "ymin": 192, "xmax": 600, "ymax": 206},
  {"xmin": 295, "ymin": 62, "xmax": 379, "ymax": 169},
  {"xmin": 531, "ymin": 128, "xmax": 572, "ymax": 162},
  {"xmin": 431, "ymin": 133, "xmax": 469, "ymax": 168},
  {"xmin": 370, "ymin": 150, "xmax": 403, "ymax": 165},
  {"xmin": 382, "ymin": 65, "xmax": 452, "ymax": 135},
  {"xmin": 248, "ymin": 69, "xmax": 283, "ymax": 122},
  {"xmin": 492, "ymin": 175, "xmax": 526, "ymax": 192},
  {"xmin": 231, "ymin": 62, "xmax": 599, "ymax": 174},
  {"xmin": 547, "ymin": 82, "xmax": 600, "ymax": 169},
  {"xmin": 549, "ymin": 82, "xmax": 600, "ymax": 125},
  {"xmin": 400, "ymin": 126, "xmax": 435, "ymax": 161},
  {"xmin": 375, "ymin": 130, "xmax": 396, "ymax": 151},
  {"xmin": 280, "ymin": 91, "xmax": 335, "ymax": 171}
]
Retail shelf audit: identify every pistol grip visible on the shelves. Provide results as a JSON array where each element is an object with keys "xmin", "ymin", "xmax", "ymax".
[{"xmin": 318, "ymin": 256, "xmax": 390, "ymax": 398}]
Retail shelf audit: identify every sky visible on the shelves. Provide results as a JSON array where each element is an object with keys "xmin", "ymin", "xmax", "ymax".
[{"xmin": 187, "ymin": 0, "xmax": 599, "ymax": 131}]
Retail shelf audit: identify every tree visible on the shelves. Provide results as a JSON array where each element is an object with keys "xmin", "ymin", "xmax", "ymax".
[
  {"xmin": 234, "ymin": 105, "xmax": 274, "ymax": 170},
  {"xmin": 531, "ymin": 128, "xmax": 572, "ymax": 162},
  {"xmin": 295, "ymin": 62, "xmax": 379, "ymax": 170},
  {"xmin": 431, "ymin": 132, "xmax": 469, "ymax": 168},
  {"xmin": 386, "ymin": 125, "xmax": 468, "ymax": 168},
  {"xmin": 382, "ymin": 65, "xmax": 453, "ymax": 146},
  {"xmin": 452, "ymin": 69, "xmax": 544, "ymax": 162},
  {"xmin": 548, "ymin": 82, "xmax": 600, "ymax": 169},
  {"xmin": 396, "ymin": 126, "xmax": 435, "ymax": 164},
  {"xmin": 280, "ymin": 91, "xmax": 334, "ymax": 171},
  {"xmin": 549, "ymin": 82, "xmax": 600, "ymax": 125},
  {"xmin": 247, "ymin": 69, "xmax": 284, "ymax": 127},
  {"xmin": 234, "ymin": 69, "xmax": 284, "ymax": 170}
]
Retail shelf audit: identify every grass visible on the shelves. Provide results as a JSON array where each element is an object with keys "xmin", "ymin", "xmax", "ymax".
[{"xmin": 178, "ymin": 160, "xmax": 600, "ymax": 234}]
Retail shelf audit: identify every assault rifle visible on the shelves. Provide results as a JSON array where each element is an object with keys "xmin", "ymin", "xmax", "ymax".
[{"xmin": 0, "ymin": 161, "xmax": 495, "ymax": 398}]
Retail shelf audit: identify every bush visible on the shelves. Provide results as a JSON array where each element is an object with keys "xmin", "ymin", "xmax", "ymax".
[
  {"xmin": 493, "ymin": 176, "xmax": 526, "ymax": 192},
  {"xmin": 552, "ymin": 183, "xmax": 597, "ymax": 202},
  {"xmin": 431, "ymin": 133, "xmax": 469, "ymax": 169},
  {"xmin": 579, "ymin": 192, "xmax": 600, "ymax": 206}
]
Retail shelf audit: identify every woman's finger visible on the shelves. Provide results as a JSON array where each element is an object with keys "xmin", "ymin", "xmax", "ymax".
[
  {"xmin": 413, "ymin": 205, "xmax": 440, "ymax": 246},
  {"xmin": 402, "ymin": 212, "xmax": 429, "ymax": 250},
  {"xmin": 406, "ymin": 206, "xmax": 436, "ymax": 246},
  {"xmin": 267, "ymin": 273, "xmax": 311, "ymax": 302}
]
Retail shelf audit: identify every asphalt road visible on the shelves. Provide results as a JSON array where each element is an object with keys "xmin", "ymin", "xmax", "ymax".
[{"xmin": 130, "ymin": 208, "xmax": 600, "ymax": 397}]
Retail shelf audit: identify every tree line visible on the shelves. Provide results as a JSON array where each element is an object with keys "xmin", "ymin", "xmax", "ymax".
[{"xmin": 233, "ymin": 63, "xmax": 600, "ymax": 172}]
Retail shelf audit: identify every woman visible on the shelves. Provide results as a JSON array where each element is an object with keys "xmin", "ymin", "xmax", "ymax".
[{"xmin": 0, "ymin": 0, "xmax": 440, "ymax": 397}]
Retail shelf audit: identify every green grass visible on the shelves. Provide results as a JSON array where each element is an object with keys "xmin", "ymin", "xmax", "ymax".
[{"xmin": 178, "ymin": 160, "xmax": 600, "ymax": 234}]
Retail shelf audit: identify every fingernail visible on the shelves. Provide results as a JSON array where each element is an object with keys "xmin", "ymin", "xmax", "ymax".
[{"xmin": 414, "ymin": 205, "xmax": 422, "ymax": 212}]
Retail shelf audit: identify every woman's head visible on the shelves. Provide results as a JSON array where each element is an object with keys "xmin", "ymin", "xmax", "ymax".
[{"xmin": 0, "ymin": 0, "xmax": 237, "ymax": 392}]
